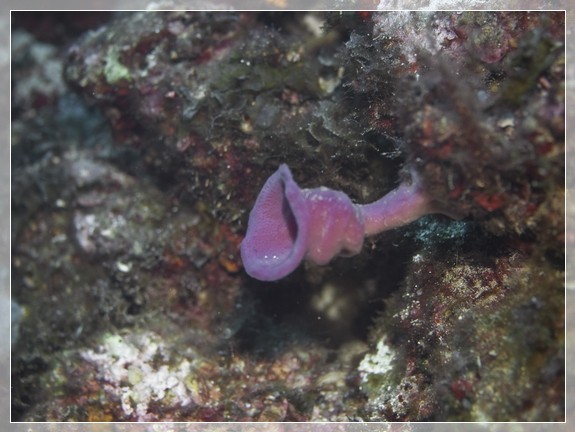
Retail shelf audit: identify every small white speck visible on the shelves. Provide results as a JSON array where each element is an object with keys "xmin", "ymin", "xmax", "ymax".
[{"xmin": 116, "ymin": 261, "xmax": 132, "ymax": 272}]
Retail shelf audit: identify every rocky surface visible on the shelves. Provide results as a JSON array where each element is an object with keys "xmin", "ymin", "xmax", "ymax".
[{"xmin": 11, "ymin": 11, "xmax": 564, "ymax": 421}]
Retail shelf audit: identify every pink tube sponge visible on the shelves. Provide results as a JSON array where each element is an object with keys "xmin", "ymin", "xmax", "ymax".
[
  {"xmin": 240, "ymin": 164, "xmax": 364, "ymax": 281},
  {"xmin": 240, "ymin": 164, "xmax": 439, "ymax": 281}
]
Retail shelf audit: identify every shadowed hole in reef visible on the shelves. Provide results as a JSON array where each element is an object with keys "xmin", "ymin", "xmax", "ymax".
[{"xmin": 231, "ymin": 230, "xmax": 417, "ymax": 358}]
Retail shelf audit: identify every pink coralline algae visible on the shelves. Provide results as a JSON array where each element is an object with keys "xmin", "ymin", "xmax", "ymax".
[{"xmin": 241, "ymin": 164, "xmax": 454, "ymax": 281}]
